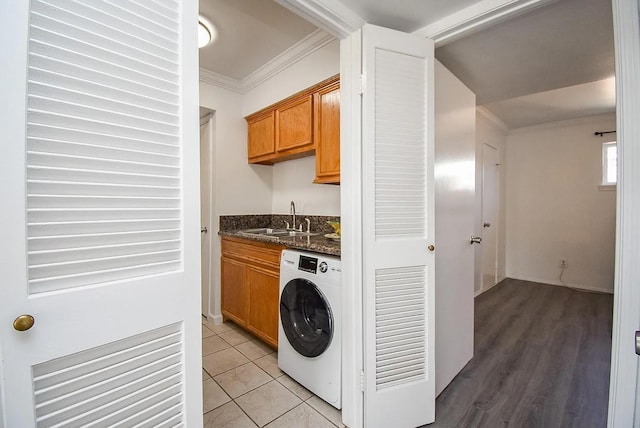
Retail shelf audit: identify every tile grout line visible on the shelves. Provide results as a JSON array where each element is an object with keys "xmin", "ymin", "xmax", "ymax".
[{"xmin": 203, "ymin": 319, "xmax": 343, "ymax": 427}]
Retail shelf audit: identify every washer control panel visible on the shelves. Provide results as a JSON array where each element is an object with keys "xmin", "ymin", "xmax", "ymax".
[
  {"xmin": 291, "ymin": 254, "xmax": 340, "ymax": 275},
  {"xmin": 298, "ymin": 255, "xmax": 318, "ymax": 274}
]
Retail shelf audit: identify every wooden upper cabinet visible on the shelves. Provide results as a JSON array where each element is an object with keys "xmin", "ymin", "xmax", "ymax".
[
  {"xmin": 276, "ymin": 95, "xmax": 313, "ymax": 153},
  {"xmin": 247, "ymin": 111, "xmax": 275, "ymax": 161},
  {"xmin": 314, "ymin": 81, "xmax": 340, "ymax": 184},
  {"xmin": 245, "ymin": 75, "xmax": 339, "ymax": 170}
]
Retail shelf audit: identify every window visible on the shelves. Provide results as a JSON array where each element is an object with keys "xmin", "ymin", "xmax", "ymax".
[{"xmin": 602, "ymin": 141, "xmax": 617, "ymax": 186}]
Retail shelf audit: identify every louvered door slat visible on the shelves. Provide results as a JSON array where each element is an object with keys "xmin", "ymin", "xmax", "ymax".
[
  {"xmin": 28, "ymin": 140, "xmax": 179, "ymax": 165},
  {"xmin": 30, "ymin": 1, "xmax": 178, "ymax": 61},
  {"xmin": 29, "ymin": 94, "xmax": 179, "ymax": 134},
  {"xmin": 29, "ymin": 240, "xmax": 179, "ymax": 265},
  {"xmin": 28, "ymin": 208, "xmax": 181, "ymax": 222},
  {"xmin": 28, "ymin": 125, "xmax": 180, "ymax": 155},
  {"xmin": 29, "ymin": 168, "xmax": 179, "ymax": 187},
  {"xmin": 29, "ymin": 229, "xmax": 180, "ymax": 250},
  {"xmin": 29, "ymin": 69, "xmax": 177, "ymax": 116},
  {"xmin": 30, "ymin": 10, "xmax": 178, "ymax": 72},
  {"xmin": 33, "ymin": 324, "xmax": 184, "ymax": 427},
  {"xmin": 26, "ymin": 0, "xmax": 182, "ymax": 294}
]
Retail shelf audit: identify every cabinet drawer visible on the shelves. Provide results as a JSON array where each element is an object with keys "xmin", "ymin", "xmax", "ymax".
[{"xmin": 221, "ymin": 237, "xmax": 284, "ymax": 270}]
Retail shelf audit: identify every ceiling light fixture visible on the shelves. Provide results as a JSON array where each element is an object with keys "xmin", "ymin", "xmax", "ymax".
[{"xmin": 198, "ymin": 16, "xmax": 215, "ymax": 48}]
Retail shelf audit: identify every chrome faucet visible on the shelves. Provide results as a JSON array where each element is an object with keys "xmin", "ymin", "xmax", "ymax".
[{"xmin": 290, "ymin": 200, "xmax": 296, "ymax": 231}]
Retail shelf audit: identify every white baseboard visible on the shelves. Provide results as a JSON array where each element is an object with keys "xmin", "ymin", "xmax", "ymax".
[
  {"xmin": 204, "ymin": 313, "xmax": 223, "ymax": 325},
  {"xmin": 507, "ymin": 275, "xmax": 614, "ymax": 294},
  {"xmin": 474, "ymin": 277, "xmax": 504, "ymax": 297}
]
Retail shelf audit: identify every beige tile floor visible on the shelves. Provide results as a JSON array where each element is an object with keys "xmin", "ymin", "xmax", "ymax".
[{"xmin": 202, "ymin": 317, "xmax": 345, "ymax": 428}]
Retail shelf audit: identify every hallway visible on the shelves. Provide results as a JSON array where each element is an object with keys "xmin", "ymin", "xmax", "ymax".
[{"xmin": 430, "ymin": 279, "xmax": 613, "ymax": 427}]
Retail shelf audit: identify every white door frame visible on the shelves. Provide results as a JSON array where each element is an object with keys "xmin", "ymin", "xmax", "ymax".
[
  {"xmin": 339, "ymin": 31, "xmax": 364, "ymax": 428},
  {"xmin": 607, "ymin": 0, "xmax": 640, "ymax": 425}
]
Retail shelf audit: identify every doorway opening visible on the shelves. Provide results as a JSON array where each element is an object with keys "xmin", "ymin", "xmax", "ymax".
[{"xmin": 200, "ymin": 108, "xmax": 214, "ymax": 319}]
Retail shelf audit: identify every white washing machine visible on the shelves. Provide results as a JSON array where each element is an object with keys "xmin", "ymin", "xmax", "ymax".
[{"xmin": 278, "ymin": 249, "xmax": 342, "ymax": 409}]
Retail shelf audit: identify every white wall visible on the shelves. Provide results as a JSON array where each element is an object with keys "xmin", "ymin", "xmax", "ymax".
[
  {"xmin": 475, "ymin": 110, "xmax": 507, "ymax": 293},
  {"xmin": 243, "ymin": 40, "xmax": 341, "ymax": 217},
  {"xmin": 199, "ymin": 82, "xmax": 274, "ymax": 322},
  {"xmin": 505, "ymin": 113, "xmax": 617, "ymax": 293},
  {"xmin": 434, "ymin": 60, "xmax": 476, "ymax": 396},
  {"xmin": 199, "ymin": 83, "xmax": 273, "ymax": 216}
]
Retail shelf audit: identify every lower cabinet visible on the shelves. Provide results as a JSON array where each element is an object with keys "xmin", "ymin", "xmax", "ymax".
[
  {"xmin": 220, "ymin": 257, "xmax": 247, "ymax": 325},
  {"xmin": 221, "ymin": 236, "xmax": 284, "ymax": 349}
]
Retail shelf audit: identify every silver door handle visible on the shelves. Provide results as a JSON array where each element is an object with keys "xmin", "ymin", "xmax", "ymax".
[
  {"xmin": 201, "ymin": 227, "xmax": 208, "ymax": 233},
  {"xmin": 483, "ymin": 222, "xmax": 491, "ymax": 228},
  {"xmin": 470, "ymin": 236, "xmax": 482, "ymax": 244},
  {"xmin": 636, "ymin": 331, "xmax": 640, "ymax": 355}
]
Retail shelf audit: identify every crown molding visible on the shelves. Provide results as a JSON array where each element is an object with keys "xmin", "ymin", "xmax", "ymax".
[
  {"xmin": 275, "ymin": 0, "xmax": 365, "ymax": 39},
  {"xmin": 199, "ymin": 29, "xmax": 335, "ymax": 94},
  {"xmin": 477, "ymin": 106, "xmax": 509, "ymax": 134},
  {"xmin": 199, "ymin": 68, "xmax": 244, "ymax": 94},
  {"xmin": 507, "ymin": 112, "xmax": 616, "ymax": 135},
  {"xmin": 242, "ymin": 29, "xmax": 335, "ymax": 92},
  {"xmin": 413, "ymin": 0, "xmax": 557, "ymax": 46}
]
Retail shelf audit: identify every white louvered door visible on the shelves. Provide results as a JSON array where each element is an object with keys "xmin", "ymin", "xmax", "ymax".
[
  {"xmin": 361, "ymin": 24, "xmax": 435, "ymax": 428},
  {"xmin": 0, "ymin": 0, "xmax": 202, "ymax": 426}
]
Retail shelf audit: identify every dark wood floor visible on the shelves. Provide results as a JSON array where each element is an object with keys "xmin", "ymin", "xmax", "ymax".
[{"xmin": 428, "ymin": 278, "xmax": 613, "ymax": 428}]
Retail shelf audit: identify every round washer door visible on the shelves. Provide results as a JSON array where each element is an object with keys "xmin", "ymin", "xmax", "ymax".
[{"xmin": 280, "ymin": 278, "xmax": 333, "ymax": 358}]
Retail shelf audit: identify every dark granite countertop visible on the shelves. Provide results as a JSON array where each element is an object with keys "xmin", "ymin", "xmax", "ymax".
[
  {"xmin": 219, "ymin": 230, "xmax": 341, "ymax": 256},
  {"xmin": 218, "ymin": 214, "xmax": 341, "ymax": 257}
]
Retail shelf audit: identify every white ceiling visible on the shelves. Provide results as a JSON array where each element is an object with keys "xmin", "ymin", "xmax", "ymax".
[
  {"xmin": 483, "ymin": 77, "xmax": 616, "ymax": 129},
  {"xmin": 199, "ymin": 0, "xmax": 616, "ymax": 130},
  {"xmin": 198, "ymin": 0, "xmax": 317, "ymax": 80},
  {"xmin": 336, "ymin": 0, "xmax": 482, "ymax": 33},
  {"xmin": 435, "ymin": 0, "xmax": 615, "ymax": 104}
]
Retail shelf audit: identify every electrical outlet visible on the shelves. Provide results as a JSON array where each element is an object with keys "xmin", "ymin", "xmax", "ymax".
[{"xmin": 560, "ymin": 259, "xmax": 568, "ymax": 269}]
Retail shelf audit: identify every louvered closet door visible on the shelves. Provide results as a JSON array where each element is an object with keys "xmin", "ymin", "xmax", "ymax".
[
  {"xmin": 361, "ymin": 24, "xmax": 436, "ymax": 428},
  {"xmin": 0, "ymin": 0, "xmax": 202, "ymax": 426}
]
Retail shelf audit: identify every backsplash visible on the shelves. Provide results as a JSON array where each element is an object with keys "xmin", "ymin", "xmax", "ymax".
[{"xmin": 219, "ymin": 215, "xmax": 340, "ymax": 235}]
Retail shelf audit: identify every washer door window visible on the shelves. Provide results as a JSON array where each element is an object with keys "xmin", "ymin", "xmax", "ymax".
[{"xmin": 280, "ymin": 278, "xmax": 333, "ymax": 358}]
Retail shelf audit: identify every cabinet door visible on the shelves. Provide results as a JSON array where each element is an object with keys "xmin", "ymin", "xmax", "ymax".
[
  {"xmin": 221, "ymin": 256, "xmax": 248, "ymax": 326},
  {"xmin": 246, "ymin": 265, "xmax": 280, "ymax": 349},
  {"xmin": 248, "ymin": 111, "xmax": 275, "ymax": 161},
  {"xmin": 314, "ymin": 83, "xmax": 341, "ymax": 184},
  {"xmin": 276, "ymin": 95, "xmax": 313, "ymax": 153}
]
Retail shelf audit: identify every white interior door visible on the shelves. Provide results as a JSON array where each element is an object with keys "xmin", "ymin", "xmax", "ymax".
[
  {"xmin": 433, "ymin": 61, "xmax": 476, "ymax": 396},
  {"xmin": 200, "ymin": 117, "xmax": 212, "ymax": 317},
  {"xmin": 361, "ymin": 24, "xmax": 436, "ymax": 428},
  {"xmin": 481, "ymin": 143, "xmax": 499, "ymax": 291},
  {"xmin": 0, "ymin": 1, "xmax": 202, "ymax": 426}
]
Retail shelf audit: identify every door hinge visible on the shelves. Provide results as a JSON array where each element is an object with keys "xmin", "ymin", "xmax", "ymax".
[
  {"xmin": 360, "ymin": 370, "xmax": 365, "ymax": 391},
  {"xmin": 359, "ymin": 74, "xmax": 366, "ymax": 95}
]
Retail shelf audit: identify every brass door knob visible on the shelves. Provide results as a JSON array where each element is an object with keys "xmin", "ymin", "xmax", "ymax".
[
  {"xmin": 13, "ymin": 314, "xmax": 35, "ymax": 331},
  {"xmin": 428, "ymin": 245, "xmax": 435, "ymax": 252}
]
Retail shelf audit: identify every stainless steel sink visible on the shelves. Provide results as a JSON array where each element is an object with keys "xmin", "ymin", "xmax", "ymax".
[
  {"xmin": 238, "ymin": 228, "xmax": 319, "ymax": 238},
  {"xmin": 283, "ymin": 230, "xmax": 319, "ymax": 237},
  {"xmin": 239, "ymin": 228, "xmax": 288, "ymax": 235}
]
